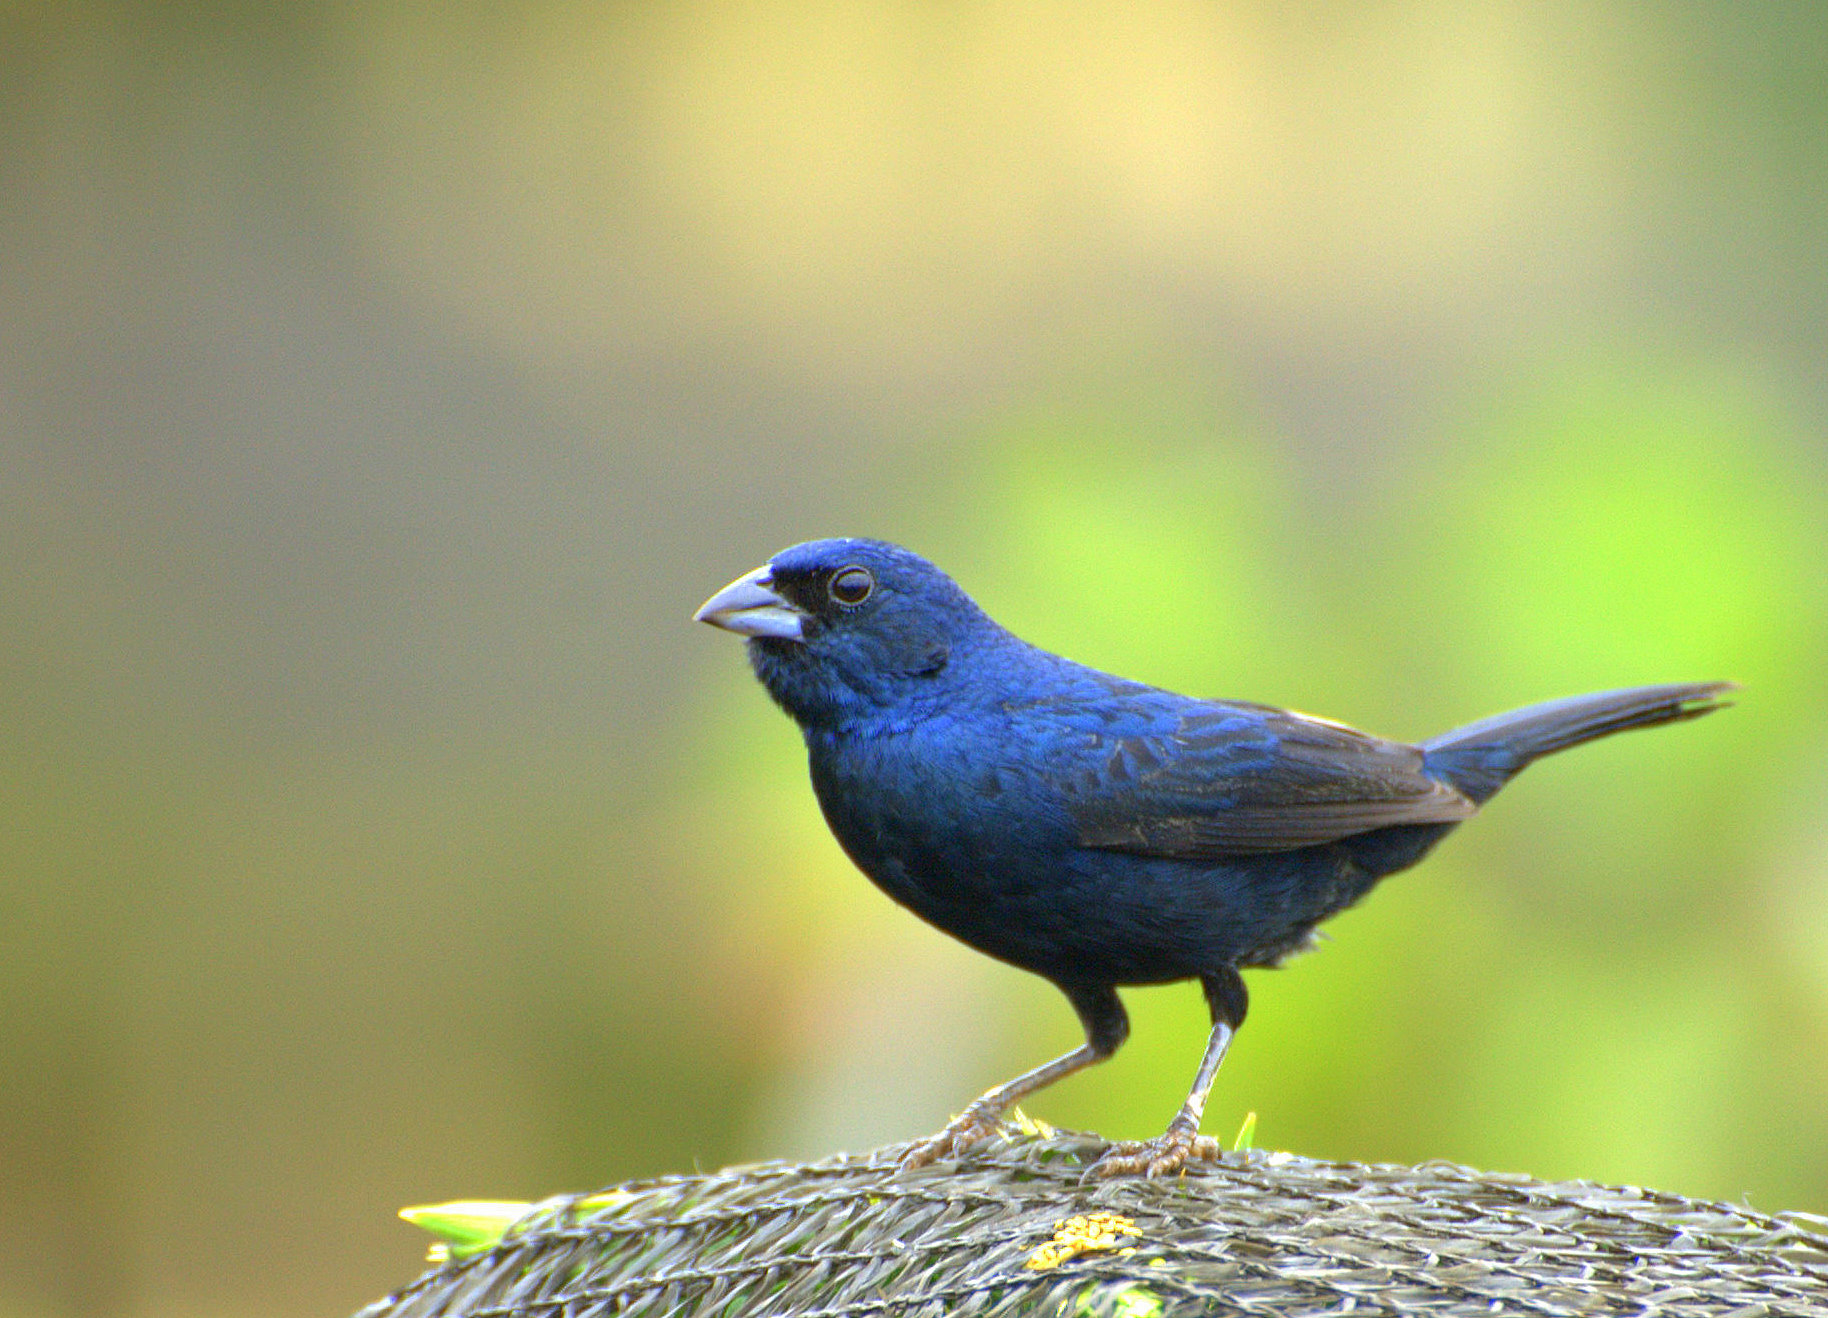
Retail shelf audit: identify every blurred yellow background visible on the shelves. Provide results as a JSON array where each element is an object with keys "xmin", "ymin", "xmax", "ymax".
[{"xmin": 4, "ymin": 4, "xmax": 1827, "ymax": 1316}]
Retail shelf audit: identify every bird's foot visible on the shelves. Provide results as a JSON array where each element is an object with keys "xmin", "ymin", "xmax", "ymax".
[
  {"xmin": 900, "ymin": 1104, "xmax": 1004, "ymax": 1169},
  {"xmin": 1088, "ymin": 1123, "xmax": 1223, "ymax": 1179}
]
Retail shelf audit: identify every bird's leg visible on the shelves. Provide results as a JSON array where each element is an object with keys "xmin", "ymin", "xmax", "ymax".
[
  {"xmin": 901, "ymin": 983, "xmax": 1127, "ymax": 1168},
  {"xmin": 1092, "ymin": 966, "xmax": 1248, "ymax": 1178}
]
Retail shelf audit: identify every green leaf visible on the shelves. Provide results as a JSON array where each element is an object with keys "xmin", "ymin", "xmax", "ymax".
[
  {"xmin": 399, "ymin": 1201, "xmax": 533, "ymax": 1262},
  {"xmin": 1232, "ymin": 1111, "xmax": 1257, "ymax": 1152}
]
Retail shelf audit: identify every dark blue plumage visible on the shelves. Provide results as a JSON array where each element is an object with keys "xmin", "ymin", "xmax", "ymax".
[{"xmin": 696, "ymin": 537, "xmax": 1733, "ymax": 1175}]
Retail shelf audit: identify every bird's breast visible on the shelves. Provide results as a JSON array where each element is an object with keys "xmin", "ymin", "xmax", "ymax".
[{"xmin": 805, "ymin": 724, "xmax": 1071, "ymax": 918}]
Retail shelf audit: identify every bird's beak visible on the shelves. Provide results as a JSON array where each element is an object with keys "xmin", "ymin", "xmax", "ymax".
[{"xmin": 693, "ymin": 565, "xmax": 807, "ymax": 641}]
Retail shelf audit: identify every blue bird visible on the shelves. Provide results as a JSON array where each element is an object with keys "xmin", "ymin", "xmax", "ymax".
[{"xmin": 695, "ymin": 538, "xmax": 1732, "ymax": 1176}]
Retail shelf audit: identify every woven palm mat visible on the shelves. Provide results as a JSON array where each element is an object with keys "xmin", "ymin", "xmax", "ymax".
[{"xmin": 361, "ymin": 1125, "xmax": 1828, "ymax": 1317}]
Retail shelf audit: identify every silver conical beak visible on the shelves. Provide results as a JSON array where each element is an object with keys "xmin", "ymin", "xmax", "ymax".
[{"xmin": 693, "ymin": 565, "xmax": 807, "ymax": 641}]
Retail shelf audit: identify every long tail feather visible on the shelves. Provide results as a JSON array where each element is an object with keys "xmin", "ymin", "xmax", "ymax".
[{"xmin": 1422, "ymin": 681, "xmax": 1735, "ymax": 803}]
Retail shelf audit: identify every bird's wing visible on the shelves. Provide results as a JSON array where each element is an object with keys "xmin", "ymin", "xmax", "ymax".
[{"xmin": 1061, "ymin": 699, "xmax": 1477, "ymax": 858}]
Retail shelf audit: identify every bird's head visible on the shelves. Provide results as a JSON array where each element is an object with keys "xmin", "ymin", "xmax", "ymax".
[{"xmin": 695, "ymin": 538, "xmax": 996, "ymax": 728}]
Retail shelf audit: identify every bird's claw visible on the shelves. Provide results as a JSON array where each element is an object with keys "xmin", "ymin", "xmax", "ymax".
[
  {"xmin": 1088, "ymin": 1126, "xmax": 1223, "ymax": 1179},
  {"xmin": 899, "ymin": 1107, "xmax": 1003, "ymax": 1168}
]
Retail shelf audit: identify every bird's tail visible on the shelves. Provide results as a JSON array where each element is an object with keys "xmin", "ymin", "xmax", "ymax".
[{"xmin": 1422, "ymin": 682, "xmax": 1735, "ymax": 804}]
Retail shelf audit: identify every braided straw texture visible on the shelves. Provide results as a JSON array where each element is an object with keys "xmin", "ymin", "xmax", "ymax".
[{"xmin": 360, "ymin": 1126, "xmax": 1828, "ymax": 1317}]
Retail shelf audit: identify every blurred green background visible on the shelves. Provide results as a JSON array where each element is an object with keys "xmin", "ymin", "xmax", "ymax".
[{"xmin": 4, "ymin": 3, "xmax": 1828, "ymax": 1315}]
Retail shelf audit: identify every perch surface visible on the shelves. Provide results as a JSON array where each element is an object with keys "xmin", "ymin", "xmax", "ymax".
[{"xmin": 362, "ymin": 1126, "xmax": 1828, "ymax": 1317}]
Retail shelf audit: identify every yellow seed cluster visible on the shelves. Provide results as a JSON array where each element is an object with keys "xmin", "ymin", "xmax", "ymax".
[{"xmin": 1023, "ymin": 1212, "xmax": 1140, "ymax": 1271}]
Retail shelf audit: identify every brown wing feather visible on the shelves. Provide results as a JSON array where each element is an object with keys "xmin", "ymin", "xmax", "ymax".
[{"xmin": 1073, "ymin": 704, "xmax": 1477, "ymax": 858}]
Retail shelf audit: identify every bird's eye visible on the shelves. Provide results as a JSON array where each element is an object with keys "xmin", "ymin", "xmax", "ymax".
[{"xmin": 829, "ymin": 566, "xmax": 874, "ymax": 606}]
